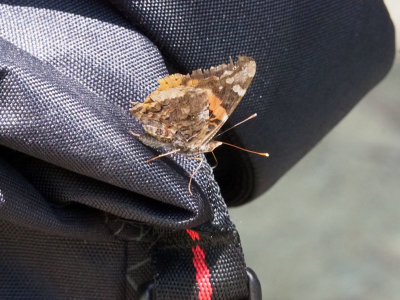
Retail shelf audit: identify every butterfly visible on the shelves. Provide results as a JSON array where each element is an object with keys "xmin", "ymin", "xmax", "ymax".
[{"xmin": 130, "ymin": 56, "xmax": 267, "ymax": 195}]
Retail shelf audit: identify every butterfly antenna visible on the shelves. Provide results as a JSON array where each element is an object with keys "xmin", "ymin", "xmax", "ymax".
[
  {"xmin": 216, "ymin": 113, "xmax": 258, "ymax": 137},
  {"xmin": 217, "ymin": 141, "xmax": 269, "ymax": 157}
]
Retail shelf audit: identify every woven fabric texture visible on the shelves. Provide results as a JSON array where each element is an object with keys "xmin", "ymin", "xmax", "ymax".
[{"xmin": 0, "ymin": 0, "xmax": 394, "ymax": 299}]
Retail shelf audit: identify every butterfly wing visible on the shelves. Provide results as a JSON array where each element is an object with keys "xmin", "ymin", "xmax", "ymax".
[
  {"xmin": 130, "ymin": 57, "xmax": 256, "ymax": 153},
  {"xmin": 192, "ymin": 56, "xmax": 257, "ymax": 147},
  {"xmin": 130, "ymin": 83, "xmax": 211, "ymax": 151}
]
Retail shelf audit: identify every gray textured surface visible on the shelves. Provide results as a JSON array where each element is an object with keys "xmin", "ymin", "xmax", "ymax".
[
  {"xmin": 232, "ymin": 56, "xmax": 400, "ymax": 300},
  {"xmin": 231, "ymin": 3, "xmax": 400, "ymax": 298}
]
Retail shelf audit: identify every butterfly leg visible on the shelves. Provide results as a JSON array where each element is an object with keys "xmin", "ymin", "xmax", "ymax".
[
  {"xmin": 188, "ymin": 156, "xmax": 204, "ymax": 196},
  {"xmin": 130, "ymin": 131, "xmax": 181, "ymax": 163},
  {"xmin": 210, "ymin": 151, "xmax": 218, "ymax": 169},
  {"xmin": 129, "ymin": 131, "xmax": 141, "ymax": 137},
  {"xmin": 146, "ymin": 149, "xmax": 180, "ymax": 163}
]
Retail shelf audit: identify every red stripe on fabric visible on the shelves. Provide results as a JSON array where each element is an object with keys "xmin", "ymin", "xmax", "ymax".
[
  {"xmin": 186, "ymin": 229, "xmax": 212, "ymax": 300},
  {"xmin": 186, "ymin": 229, "xmax": 200, "ymax": 241},
  {"xmin": 192, "ymin": 245, "xmax": 212, "ymax": 300}
]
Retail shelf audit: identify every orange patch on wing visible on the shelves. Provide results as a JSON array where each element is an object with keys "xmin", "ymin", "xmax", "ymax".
[
  {"xmin": 158, "ymin": 74, "xmax": 184, "ymax": 90},
  {"xmin": 164, "ymin": 128, "xmax": 170, "ymax": 137},
  {"xmin": 207, "ymin": 93, "xmax": 226, "ymax": 121},
  {"xmin": 145, "ymin": 74, "xmax": 186, "ymax": 103},
  {"xmin": 185, "ymin": 79, "xmax": 199, "ymax": 87},
  {"xmin": 144, "ymin": 93, "xmax": 155, "ymax": 103}
]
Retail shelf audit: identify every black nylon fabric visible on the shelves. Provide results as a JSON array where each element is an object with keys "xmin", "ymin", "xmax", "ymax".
[
  {"xmin": 0, "ymin": 0, "xmax": 394, "ymax": 299},
  {"xmin": 111, "ymin": 0, "xmax": 395, "ymax": 204}
]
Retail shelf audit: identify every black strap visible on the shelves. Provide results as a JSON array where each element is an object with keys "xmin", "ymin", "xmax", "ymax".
[{"xmin": 150, "ymin": 229, "xmax": 249, "ymax": 299}]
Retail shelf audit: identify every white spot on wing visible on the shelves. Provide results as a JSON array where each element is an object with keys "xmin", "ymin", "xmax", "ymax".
[
  {"xmin": 222, "ymin": 70, "xmax": 233, "ymax": 77},
  {"xmin": 247, "ymin": 61, "xmax": 256, "ymax": 78},
  {"xmin": 232, "ymin": 84, "xmax": 246, "ymax": 97},
  {"xmin": 225, "ymin": 77, "xmax": 234, "ymax": 84}
]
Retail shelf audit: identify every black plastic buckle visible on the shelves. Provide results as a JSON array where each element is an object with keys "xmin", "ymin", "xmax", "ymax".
[{"xmin": 246, "ymin": 267, "xmax": 262, "ymax": 300}]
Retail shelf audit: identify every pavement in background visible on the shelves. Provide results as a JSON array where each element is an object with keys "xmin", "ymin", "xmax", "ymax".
[{"xmin": 230, "ymin": 20, "xmax": 400, "ymax": 300}]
